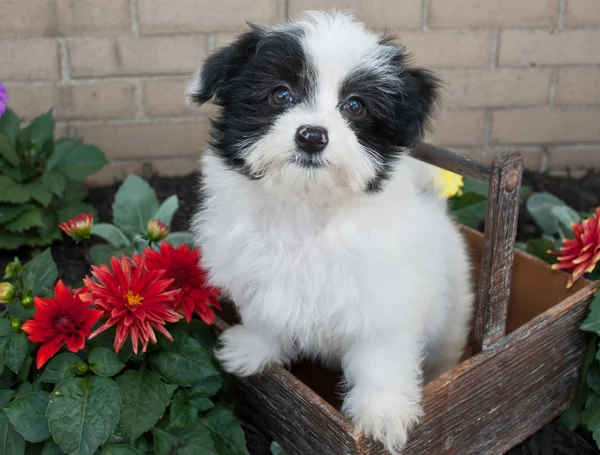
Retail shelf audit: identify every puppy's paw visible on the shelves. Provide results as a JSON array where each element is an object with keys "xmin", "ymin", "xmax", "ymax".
[
  {"xmin": 343, "ymin": 391, "xmax": 422, "ymax": 454},
  {"xmin": 215, "ymin": 325, "xmax": 281, "ymax": 377}
]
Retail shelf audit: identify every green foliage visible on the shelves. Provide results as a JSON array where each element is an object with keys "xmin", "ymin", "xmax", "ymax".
[
  {"xmin": 89, "ymin": 175, "xmax": 195, "ymax": 265},
  {"xmin": 0, "ymin": 108, "xmax": 107, "ymax": 251}
]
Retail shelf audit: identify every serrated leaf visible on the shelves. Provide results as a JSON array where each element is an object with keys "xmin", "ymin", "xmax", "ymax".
[
  {"xmin": 116, "ymin": 370, "xmax": 169, "ymax": 442},
  {"xmin": 0, "ymin": 108, "xmax": 21, "ymax": 141},
  {"xmin": 47, "ymin": 376, "xmax": 120, "ymax": 455},
  {"xmin": 53, "ymin": 143, "xmax": 108, "ymax": 181},
  {"xmin": 583, "ymin": 392, "xmax": 600, "ymax": 432},
  {"xmin": 199, "ymin": 405, "xmax": 250, "ymax": 455},
  {"xmin": 184, "ymin": 320, "xmax": 218, "ymax": 352},
  {"xmin": 0, "ymin": 204, "xmax": 33, "ymax": 224},
  {"xmin": 89, "ymin": 244, "xmax": 135, "ymax": 267},
  {"xmin": 0, "ymin": 410, "xmax": 26, "ymax": 455},
  {"xmin": 18, "ymin": 110, "xmax": 54, "ymax": 156},
  {"xmin": 162, "ymin": 232, "xmax": 195, "ymax": 249},
  {"xmin": 41, "ymin": 440, "xmax": 65, "ymax": 455},
  {"xmin": 152, "ymin": 421, "xmax": 217, "ymax": 455},
  {"xmin": 0, "ymin": 230, "xmax": 26, "ymax": 250},
  {"xmin": 46, "ymin": 138, "xmax": 82, "ymax": 171},
  {"xmin": 17, "ymin": 355, "xmax": 32, "ymax": 382},
  {"xmin": 4, "ymin": 392, "xmax": 50, "ymax": 443},
  {"xmin": 168, "ymin": 391, "xmax": 198, "ymax": 429},
  {"xmin": 88, "ymin": 347, "xmax": 125, "ymax": 377},
  {"xmin": 153, "ymin": 195, "xmax": 179, "ymax": 227},
  {"xmin": 100, "ymin": 444, "xmax": 140, "ymax": 455},
  {"xmin": 91, "ymin": 224, "xmax": 131, "ymax": 248},
  {"xmin": 156, "ymin": 331, "xmax": 219, "ymax": 387},
  {"xmin": 41, "ymin": 171, "xmax": 66, "ymax": 198},
  {"xmin": 3, "ymin": 332, "xmax": 28, "ymax": 373},
  {"xmin": 190, "ymin": 375, "xmax": 222, "ymax": 398},
  {"xmin": 26, "ymin": 182, "xmax": 53, "ymax": 207},
  {"xmin": 0, "ymin": 390, "xmax": 15, "ymax": 407},
  {"xmin": 5, "ymin": 207, "xmax": 44, "ymax": 233},
  {"xmin": 0, "ymin": 135, "xmax": 20, "ymax": 166},
  {"xmin": 0, "ymin": 175, "xmax": 30, "ymax": 204},
  {"xmin": 112, "ymin": 176, "xmax": 159, "ymax": 238},
  {"xmin": 39, "ymin": 353, "xmax": 82, "ymax": 384},
  {"xmin": 131, "ymin": 436, "xmax": 147, "ymax": 455},
  {"xmin": 22, "ymin": 248, "xmax": 58, "ymax": 295},
  {"xmin": 24, "ymin": 228, "xmax": 61, "ymax": 248},
  {"xmin": 62, "ymin": 180, "xmax": 88, "ymax": 203},
  {"xmin": 0, "ymin": 319, "xmax": 12, "ymax": 336}
]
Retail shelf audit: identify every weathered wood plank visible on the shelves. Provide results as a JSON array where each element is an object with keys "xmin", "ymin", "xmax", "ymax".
[
  {"xmin": 472, "ymin": 152, "xmax": 524, "ymax": 353},
  {"xmin": 410, "ymin": 142, "xmax": 490, "ymax": 183}
]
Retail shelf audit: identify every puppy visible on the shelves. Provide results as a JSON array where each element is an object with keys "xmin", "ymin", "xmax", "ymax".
[{"xmin": 188, "ymin": 11, "xmax": 473, "ymax": 453}]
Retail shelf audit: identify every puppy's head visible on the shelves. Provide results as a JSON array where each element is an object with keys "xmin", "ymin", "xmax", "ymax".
[{"xmin": 188, "ymin": 11, "xmax": 439, "ymax": 197}]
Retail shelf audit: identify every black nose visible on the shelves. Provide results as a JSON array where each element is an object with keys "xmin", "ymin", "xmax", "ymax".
[{"xmin": 295, "ymin": 126, "xmax": 329, "ymax": 153}]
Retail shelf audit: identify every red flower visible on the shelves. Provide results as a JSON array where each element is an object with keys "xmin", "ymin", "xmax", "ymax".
[
  {"xmin": 143, "ymin": 242, "xmax": 221, "ymax": 325},
  {"xmin": 58, "ymin": 213, "xmax": 93, "ymax": 241},
  {"xmin": 80, "ymin": 255, "xmax": 182, "ymax": 353},
  {"xmin": 21, "ymin": 280, "xmax": 102, "ymax": 369},
  {"xmin": 549, "ymin": 207, "xmax": 600, "ymax": 288}
]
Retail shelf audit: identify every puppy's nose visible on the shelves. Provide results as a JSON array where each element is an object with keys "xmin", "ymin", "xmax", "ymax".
[{"xmin": 295, "ymin": 126, "xmax": 329, "ymax": 153}]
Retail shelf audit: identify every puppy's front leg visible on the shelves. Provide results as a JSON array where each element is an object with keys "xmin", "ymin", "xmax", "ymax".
[
  {"xmin": 341, "ymin": 335, "xmax": 424, "ymax": 454},
  {"xmin": 215, "ymin": 324, "xmax": 292, "ymax": 377}
]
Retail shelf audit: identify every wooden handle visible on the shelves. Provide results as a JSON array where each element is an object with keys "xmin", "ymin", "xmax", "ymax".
[{"xmin": 410, "ymin": 143, "xmax": 524, "ymax": 354}]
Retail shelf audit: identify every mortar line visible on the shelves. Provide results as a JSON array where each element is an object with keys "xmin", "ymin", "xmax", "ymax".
[
  {"xmin": 422, "ymin": 0, "xmax": 430, "ymax": 31},
  {"xmin": 129, "ymin": 0, "xmax": 140, "ymax": 37},
  {"xmin": 548, "ymin": 70, "xmax": 559, "ymax": 105},
  {"xmin": 57, "ymin": 37, "xmax": 70, "ymax": 83},
  {"xmin": 491, "ymin": 29, "xmax": 501, "ymax": 69},
  {"xmin": 557, "ymin": 0, "xmax": 566, "ymax": 30}
]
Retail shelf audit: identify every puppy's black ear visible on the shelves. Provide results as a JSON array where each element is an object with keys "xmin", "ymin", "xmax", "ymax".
[
  {"xmin": 186, "ymin": 26, "xmax": 263, "ymax": 106},
  {"xmin": 393, "ymin": 68, "xmax": 441, "ymax": 147}
]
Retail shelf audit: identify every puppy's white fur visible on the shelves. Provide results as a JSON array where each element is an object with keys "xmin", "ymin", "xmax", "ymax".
[{"xmin": 191, "ymin": 11, "xmax": 473, "ymax": 454}]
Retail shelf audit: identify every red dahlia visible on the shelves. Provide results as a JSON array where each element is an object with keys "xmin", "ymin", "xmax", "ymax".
[
  {"xmin": 143, "ymin": 242, "xmax": 221, "ymax": 325},
  {"xmin": 549, "ymin": 207, "xmax": 600, "ymax": 288},
  {"xmin": 21, "ymin": 280, "xmax": 103, "ymax": 369},
  {"xmin": 80, "ymin": 255, "xmax": 182, "ymax": 354}
]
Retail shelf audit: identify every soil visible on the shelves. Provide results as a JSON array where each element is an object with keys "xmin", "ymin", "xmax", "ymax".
[{"xmin": 2, "ymin": 168, "xmax": 600, "ymax": 455}]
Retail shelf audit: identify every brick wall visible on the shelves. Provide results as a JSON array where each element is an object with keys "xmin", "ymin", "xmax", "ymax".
[{"xmin": 1, "ymin": 0, "xmax": 599, "ymax": 184}]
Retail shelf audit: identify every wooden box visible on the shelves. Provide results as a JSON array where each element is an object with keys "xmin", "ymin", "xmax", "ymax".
[{"xmin": 213, "ymin": 144, "xmax": 597, "ymax": 455}]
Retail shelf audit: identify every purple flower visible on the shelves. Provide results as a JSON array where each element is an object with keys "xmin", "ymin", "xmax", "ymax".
[{"xmin": 0, "ymin": 82, "xmax": 8, "ymax": 117}]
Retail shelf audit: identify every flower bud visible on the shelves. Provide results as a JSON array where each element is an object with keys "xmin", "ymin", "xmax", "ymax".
[
  {"xmin": 146, "ymin": 219, "xmax": 169, "ymax": 242},
  {"xmin": 76, "ymin": 362, "xmax": 89, "ymax": 375},
  {"xmin": 0, "ymin": 282, "xmax": 16, "ymax": 304},
  {"xmin": 10, "ymin": 318, "xmax": 22, "ymax": 330},
  {"xmin": 58, "ymin": 213, "xmax": 93, "ymax": 242},
  {"xmin": 3, "ymin": 257, "xmax": 21, "ymax": 280},
  {"xmin": 21, "ymin": 295, "xmax": 33, "ymax": 307}
]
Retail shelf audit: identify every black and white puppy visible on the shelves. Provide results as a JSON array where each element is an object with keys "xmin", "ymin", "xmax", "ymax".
[{"xmin": 188, "ymin": 11, "xmax": 473, "ymax": 453}]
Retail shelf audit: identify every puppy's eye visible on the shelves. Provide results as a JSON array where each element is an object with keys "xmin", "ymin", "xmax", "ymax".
[
  {"xmin": 342, "ymin": 97, "xmax": 366, "ymax": 118},
  {"xmin": 271, "ymin": 87, "xmax": 294, "ymax": 106}
]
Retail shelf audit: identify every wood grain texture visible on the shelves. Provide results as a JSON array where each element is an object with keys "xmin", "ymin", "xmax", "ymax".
[{"xmin": 472, "ymin": 152, "xmax": 524, "ymax": 353}]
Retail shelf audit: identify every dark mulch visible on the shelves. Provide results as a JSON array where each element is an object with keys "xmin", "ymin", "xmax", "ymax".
[{"xmin": 2, "ymin": 168, "xmax": 600, "ymax": 455}]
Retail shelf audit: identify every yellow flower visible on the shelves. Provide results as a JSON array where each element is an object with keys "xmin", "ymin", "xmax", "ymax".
[{"xmin": 433, "ymin": 169, "xmax": 464, "ymax": 199}]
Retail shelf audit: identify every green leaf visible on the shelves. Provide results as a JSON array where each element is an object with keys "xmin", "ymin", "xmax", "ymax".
[
  {"xmin": 53, "ymin": 144, "xmax": 108, "ymax": 181},
  {"xmin": 0, "ymin": 108, "xmax": 21, "ymax": 141},
  {"xmin": 26, "ymin": 183, "xmax": 53, "ymax": 207},
  {"xmin": 449, "ymin": 192, "xmax": 486, "ymax": 211},
  {"xmin": 190, "ymin": 375, "xmax": 222, "ymax": 398},
  {"xmin": 270, "ymin": 442, "xmax": 289, "ymax": 455},
  {"xmin": 88, "ymin": 348, "xmax": 125, "ymax": 377},
  {"xmin": 17, "ymin": 355, "xmax": 32, "ymax": 382},
  {"xmin": 0, "ymin": 135, "xmax": 20, "ymax": 166},
  {"xmin": 0, "ymin": 175, "xmax": 30, "ymax": 204},
  {"xmin": 168, "ymin": 390, "xmax": 198, "ymax": 429},
  {"xmin": 100, "ymin": 444, "xmax": 139, "ymax": 455},
  {"xmin": 525, "ymin": 238, "xmax": 558, "ymax": 264},
  {"xmin": 152, "ymin": 421, "xmax": 217, "ymax": 455},
  {"xmin": 46, "ymin": 138, "xmax": 82, "ymax": 171},
  {"xmin": 184, "ymin": 320, "xmax": 218, "ymax": 352},
  {"xmin": 112, "ymin": 176, "xmax": 159, "ymax": 238},
  {"xmin": 156, "ymin": 331, "xmax": 219, "ymax": 387},
  {"xmin": 116, "ymin": 369, "xmax": 169, "ymax": 442},
  {"xmin": 19, "ymin": 110, "xmax": 54, "ymax": 155},
  {"xmin": 41, "ymin": 440, "xmax": 65, "ymax": 455},
  {"xmin": 22, "ymin": 248, "xmax": 58, "ymax": 295},
  {"xmin": 39, "ymin": 353, "xmax": 82, "ymax": 384},
  {"xmin": 91, "ymin": 224, "xmax": 131, "ymax": 248},
  {"xmin": 581, "ymin": 292, "xmax": 600, "ymax": 333},
  {"xmin": 131, "ymin": 436, "xmax": 147, "ymax": 455},
  {"xmin": 162, "ymin": 232, "xmax": 195, "ymax": 248},
  {"xmin": 0, "ymin": 390, "xmax": 15, "ymax": 407},
  {"xmin": 47, "ymin": 376, "xmax": 120, "ymax": 455},
  {"xmin": 61, "ymin": 180, "xmax": 88, "ymax": 204},
  {"xmin": 5, "ymin": 207, "xmax": 44, "ymax": 233},
  {"xmin": 152, "ymin": 196, "xmax": 179, "ymax": 227},
  {"xmin": 3, "ymin": 332, "xmax": 28, "ymax": 374},
  {"xmin": 583, "ymin": 392, "xmax": 600, "ymax": 432},
  {"xmin": 199, "ymin": 405, "xmax": 250, "ymax": 455},
  {"xmin": 4, "ymin": 392, "xmax": 50, "ymax": 443},
  {"xmin": 190, "ymin": 396, "xmax": 214, "ymax": 413},
  {"xmin": 0, "ymin": 410, "xmax": 26, "ymax": 455},
  {"xmin": 551, "ymin": 205, "xmax": 582, "ymax": 240},
  {"xmin": 89, "ymin": 244, "xmax": 135, "ymax": 267},
  {"xmin": 0, "ymin": 204, "xmax": 33, "ymax": 224},
  {"xmin": 526, "ymin": 192, "xmax": 568, "ymax": 236},
  {"xmin": 588, "ymin": 362, "xmax": 600, "ymax": 396},
  {"xmin": 0, "ymin": 319, "xmax": 12, "ymax": 336},
  {"xmin": 41, "ymin": 171, "xmax": 66, "ymax": 199},
  {"xmin": 0, "ymin": 228, "xmax": 26, "ymax": 250},
  {"xmin": 56, "ymin": 202, "xmax": 97, "ymax": 224},
  {"xmin": 451, "ymin": 199, "xmax": 488, "ymax": 228}
]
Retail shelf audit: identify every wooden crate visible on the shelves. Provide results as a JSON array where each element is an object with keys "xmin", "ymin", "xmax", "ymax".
[{"xmin": 212, "ymin": 143, "xmax": 597, "ymax": 455}]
